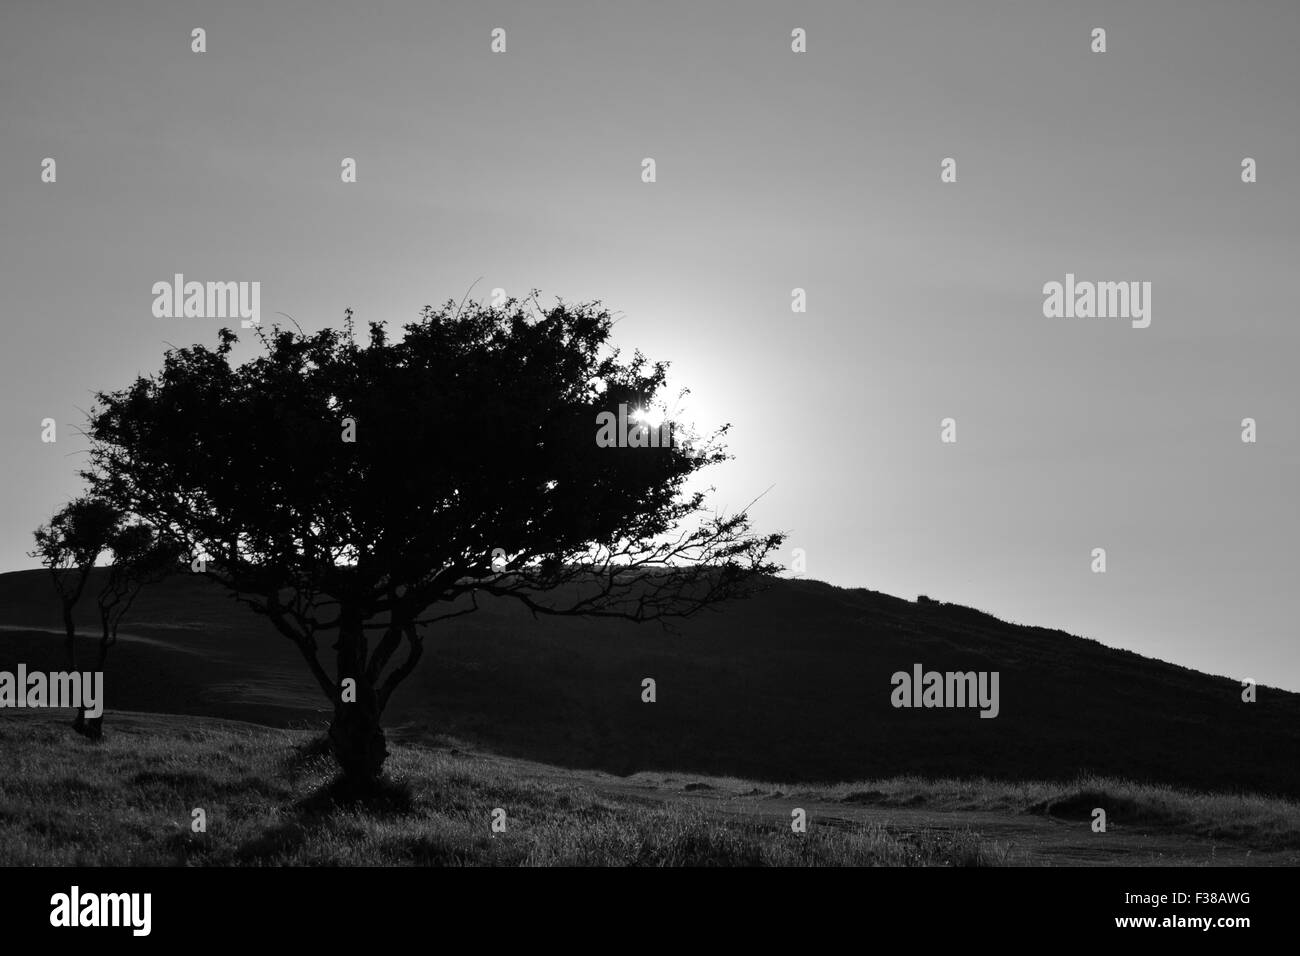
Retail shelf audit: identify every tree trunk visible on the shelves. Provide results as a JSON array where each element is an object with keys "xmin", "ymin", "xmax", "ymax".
[
  {"xmin": 327, "ymin": 605, "xmax": 388, "ymax": 787},
  {"xmin": 79, "ymin": 637, "xmax": 111, "ymax": 740},
  {"xmin": 63, "ymin": 602, "xmax": 90, "ymax": 736},
  {"xmin": 328, "ymin": 694, "xmax": 387, "ymax": 787}
]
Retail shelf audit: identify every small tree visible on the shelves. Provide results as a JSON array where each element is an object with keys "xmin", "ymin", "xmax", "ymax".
[
  {"xmin": 81, "ymin": 521, "xmax": 185, "ymax": 737},
  {"xmin": 85, "ymin": 298, "xmax": 784, "ymax": 788},
  {"xmin": 31, "ymin": 496, "xmax": 120, "ymax": 735}
]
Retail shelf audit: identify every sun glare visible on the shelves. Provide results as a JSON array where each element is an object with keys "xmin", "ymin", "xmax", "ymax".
[{"xmin": 631, "ymin": 406, "xmax": 665, "ymax": 429}]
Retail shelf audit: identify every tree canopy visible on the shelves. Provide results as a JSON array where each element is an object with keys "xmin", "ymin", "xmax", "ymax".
[{"xmin": 83, "ymin": 297, "xmax": 783, "ymax": 783}]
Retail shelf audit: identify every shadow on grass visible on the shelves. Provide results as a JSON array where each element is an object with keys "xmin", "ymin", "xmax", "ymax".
[
  {"xmin": 294, "ymin": 773, "xmax": 415, "ymax": 815},
  {"xmin": 232, "ymin": 821, "xmax": 311, "ymax": 862}
]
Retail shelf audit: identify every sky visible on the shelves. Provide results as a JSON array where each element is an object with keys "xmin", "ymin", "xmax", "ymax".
[{"xmin": 2, "ymin": 0, "xmax": 1298, "ymax": 690}]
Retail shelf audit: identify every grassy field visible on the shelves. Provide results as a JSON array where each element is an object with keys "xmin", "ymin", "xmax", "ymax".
[{"xmin": 3, "ymin": 711, "xmax": 1297, "ymax": 866}]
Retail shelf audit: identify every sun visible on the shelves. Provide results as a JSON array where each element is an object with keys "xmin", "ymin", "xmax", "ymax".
[{"xmin": 631, "ymin": 406, "xmax": 665, "ymax": 429}]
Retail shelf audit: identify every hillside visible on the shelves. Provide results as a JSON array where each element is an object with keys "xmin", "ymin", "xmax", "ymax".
[{"xmin": 1, "ymin": 569, "xmax": 1297, "ymax": 796}]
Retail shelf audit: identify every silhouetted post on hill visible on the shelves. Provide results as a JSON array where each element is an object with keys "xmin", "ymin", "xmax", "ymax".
[{"xmin": 82, "ymin": 297, "xmax": 783, "ymax": 790}]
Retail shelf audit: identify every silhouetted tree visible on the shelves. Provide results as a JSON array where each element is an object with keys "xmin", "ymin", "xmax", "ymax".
[
  {"xmin": 85, "ymin": 521, "xmax": 185, "ymax": 737},
  {"xmin": 84, "ymin": 297, "xmax": 784, "ymax": 789},
  {"xmin": 31, "ymin": 498, "xmax": 180, "ymax": 737},
  {"xmin": 31, "ymin": 497, "xmax": 118, "ymax": 735}
]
